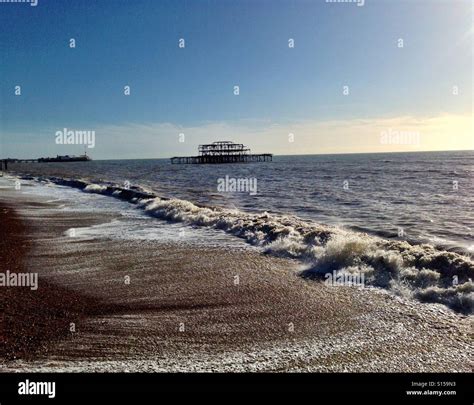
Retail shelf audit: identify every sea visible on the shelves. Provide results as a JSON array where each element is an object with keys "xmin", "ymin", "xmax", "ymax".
[{"xmin": 3, "ymin": 150, "xmax": 474, "ymax": 314}]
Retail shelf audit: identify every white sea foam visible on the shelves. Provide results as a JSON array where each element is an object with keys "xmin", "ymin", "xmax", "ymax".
[
  {"xmin": 84, "ymin": 184, "xmax": 108, "ymax": 192},
  {"xmin": 15, "ymin": 175, "xmax": 474, "ymax": 314}
]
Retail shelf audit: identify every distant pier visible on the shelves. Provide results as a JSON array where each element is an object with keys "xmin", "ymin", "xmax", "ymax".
[
  {"xmin": 1, "ymin": 158, "xmax": 39, "ymax": 171},
  {"xmin": 171, "ymin": 141, "xmax": 272, "ymax": 164},
  {"xmin": 0, "ymin": 154, "xmax": 91, "ymax": 170},
  {"xmin": 0, "ymin": 159, "xmax": 34, "ymax": 171}
]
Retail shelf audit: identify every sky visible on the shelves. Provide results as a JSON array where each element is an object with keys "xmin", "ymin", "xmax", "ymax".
[{"xmin": 0, "ymin": 0, "xmax": 472, "ymax": 159}]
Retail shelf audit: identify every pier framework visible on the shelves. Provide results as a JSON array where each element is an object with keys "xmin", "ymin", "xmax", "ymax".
[
  {"xmin": 1, "ymin": 159, "xmax": 39, "ymax": 171},
  {"xmin": 171, "ymin": 141, "xmax": 272, "ymax": 164}
]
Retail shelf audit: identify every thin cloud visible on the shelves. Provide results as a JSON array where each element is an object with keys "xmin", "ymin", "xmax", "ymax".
[{"xmin": 2, "ymin": 114, "xmax": 472, "ymax": 159}]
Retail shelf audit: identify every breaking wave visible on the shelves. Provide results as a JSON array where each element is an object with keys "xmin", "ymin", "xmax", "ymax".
[{"xmin": 20, "ymin": 175, "xmax": 474, "ymax": 314}]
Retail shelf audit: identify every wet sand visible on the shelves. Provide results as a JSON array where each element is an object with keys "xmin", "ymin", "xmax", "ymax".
[{"xmin": 0, "ymin": 187, "xmax": 472, "ymax": 372}]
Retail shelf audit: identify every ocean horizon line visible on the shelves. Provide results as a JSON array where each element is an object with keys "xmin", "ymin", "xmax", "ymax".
[{"xmin": 2, "ymin": 148, "xmax": 473, "ymax": 162}]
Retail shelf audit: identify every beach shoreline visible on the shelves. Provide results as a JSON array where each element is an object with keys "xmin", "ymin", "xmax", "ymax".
[{"xmin": 0, "ymin": 185, "xmax": 472, "ymax": 372}]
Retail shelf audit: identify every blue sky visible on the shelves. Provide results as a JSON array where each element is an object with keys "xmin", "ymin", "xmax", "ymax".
[{"xmin": 1, "ymin": 0, "xmax": 472, "ymax": 158}]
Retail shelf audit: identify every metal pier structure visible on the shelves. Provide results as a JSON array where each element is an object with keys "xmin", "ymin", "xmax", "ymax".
[
  {"xmin": 0, "ymin": 154, "xmax": 91, "ymax": 170},
  {"xmin": 0, "ymin": 159, "xmax": 38, "ymax": 171},
  {"xmin": 170, "ymin": 141, "xmax": 273, "ymax": 164}
]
